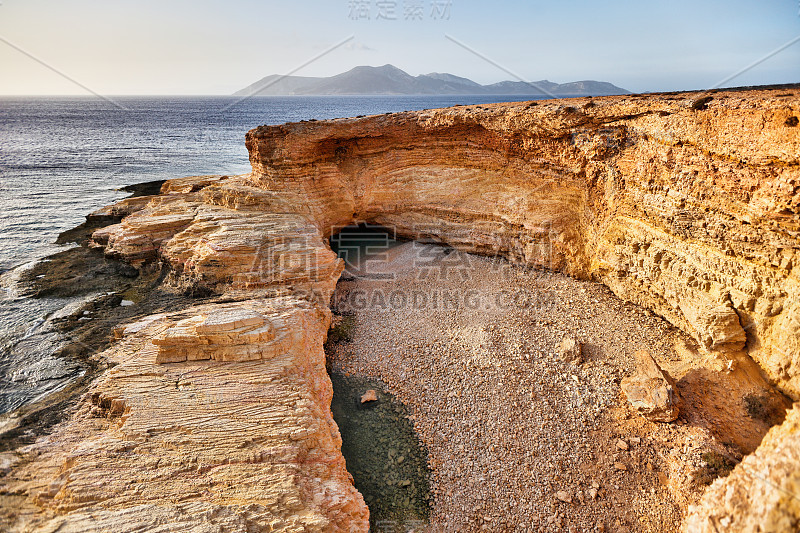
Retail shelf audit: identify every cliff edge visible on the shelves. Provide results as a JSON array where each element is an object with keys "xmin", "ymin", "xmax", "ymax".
[{"xmin": 1, "ymin": 87, "xmax": 798, "ymax": 531}]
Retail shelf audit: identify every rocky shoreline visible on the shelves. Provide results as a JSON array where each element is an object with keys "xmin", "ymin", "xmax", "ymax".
[
  {"xmin": 1, "ymin": 87, "xmax": 799, "ymax": 531},
  {"xmin": 0, "ymin": 180, "xmax": 203, "ymax": 452}
]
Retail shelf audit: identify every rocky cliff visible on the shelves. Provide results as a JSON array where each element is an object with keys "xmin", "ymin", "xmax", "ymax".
[
  {"xmin": 243, "ymin": 92, "xmax": 799, "ymax": 400},
  {"xmin": 1, "ymin": 88, "xmax": 798, "ymax": 531}
]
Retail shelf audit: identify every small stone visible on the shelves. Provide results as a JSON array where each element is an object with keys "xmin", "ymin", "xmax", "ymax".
[
  {"xmin": 629, "ymin": 437, "xmax": 641, "ymax": 445},
  {"xmin": 690, "ymin": 95, "xmax": 713, "ymax": 110},
  {"xmin": 588, "ymin": 488, "xmax": 598, "ymax": 500},
  {"xmin": 616, "ymin": 439, "xmax": 629, "ymax": 451},
  {"xmin": 360, "ymin": 390, "xmax": 378, "ymax": 403},
  {"xmin": 555, "ymin": 490, "xmax": 572, "ymax": 503},
  {"xmin": 120, "ymin": 300, "xmax": 135, "ymax": 307},
  {"xmin": 614, "ymin": 462, "xmax": 628, "ymax": 471},
  {"xmin": 399, "ymin": 480, "xmax": 411, "ymax": 487},
  {"xmin": 621, "ymin": 350, "xmax": 680, "ymax": 422},
  {"xmin": 557, "ymin": 337, "xmax": 583, "ymax": 364}
]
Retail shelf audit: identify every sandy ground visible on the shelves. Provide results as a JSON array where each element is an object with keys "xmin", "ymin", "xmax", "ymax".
[{"xmin": 327, "ymin": 241, "xmax": 783, "ymax": 532}]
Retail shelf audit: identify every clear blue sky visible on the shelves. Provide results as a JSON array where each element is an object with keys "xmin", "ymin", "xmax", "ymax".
[{"xmin": 1, "ymin": 0, "xmax": 798, "ymax": 95}]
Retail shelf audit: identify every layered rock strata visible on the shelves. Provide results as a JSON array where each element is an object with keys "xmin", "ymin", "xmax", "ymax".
[
  {"xmin": 2, "ymin": 298, "xmax": 367, "ymax": 532},
  {"xmin": 1, "ymin": 88, "xmax": 798, "ymax": 531},
  {"xmin": 243, "ymin": 92, "xmax": 799, "ymax": 400}
]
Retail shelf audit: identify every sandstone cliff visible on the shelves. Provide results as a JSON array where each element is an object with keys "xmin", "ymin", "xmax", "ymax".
[
  {"xmin": 244, "ymin": 93, "xmax": 799, "ymax": 401},
  {"xmin": 2, "ymin": 88, "xmax": 798, "ymax": 531}
]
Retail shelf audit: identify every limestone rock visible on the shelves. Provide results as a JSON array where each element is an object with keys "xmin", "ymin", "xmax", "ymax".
[
  {"xmin": 152, "ymin": 307, "xmax": 281, "ymax": 363},
  {"xmin": 680, "ymin": 299, "xmax": 747, "ymax": 353},
  {"xmin": 621, "ymin": 350, "xmax": 680, "ymax": 422},
  {"xmin": 685, "ymin": 404, "xmax": 800, "ymax": 532},
  {"xmin": 0, "ymin": 300, "xmax": 369, "ymax": 532},
  {"xmin": 360, "ymin": 389, "xmax": 378, "ymax": 403},
  {"xmin": 4, "ymin": 88, "xmax": 800, "ymax": 531},
  {"xmin": 558, "ymin": 337, "xmax": 583, "ymax": 364}
]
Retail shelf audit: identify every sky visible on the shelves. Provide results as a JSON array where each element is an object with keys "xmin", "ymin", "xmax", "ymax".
[{"xmin": 0, "ymin": 0, "xmax": 798, "ymax": 95}]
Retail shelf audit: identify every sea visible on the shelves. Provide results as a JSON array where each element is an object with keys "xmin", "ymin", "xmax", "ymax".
[{"xmin": 0, "ymin": 94, "xmax": 538, "ymax": 416}]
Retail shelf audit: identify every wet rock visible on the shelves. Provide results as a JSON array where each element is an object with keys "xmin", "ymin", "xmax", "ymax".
[{"xmin": 621, "ymin": 350, "xmax": 680, "ymax": 422}]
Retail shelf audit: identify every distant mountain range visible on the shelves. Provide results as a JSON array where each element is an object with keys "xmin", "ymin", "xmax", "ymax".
[{"xmin": 235, "ymin": 64, "xmax": 630, "ymax": 97}]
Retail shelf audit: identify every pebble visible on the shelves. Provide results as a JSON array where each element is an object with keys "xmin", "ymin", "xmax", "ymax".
[{"xmin": 556, "ymin": 491, "xmax": 572, "ymax": 503}]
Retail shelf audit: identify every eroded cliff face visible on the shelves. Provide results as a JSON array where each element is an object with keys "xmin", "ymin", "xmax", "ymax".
[
  {"xmin": 1, "ymin": 298, "xmax": 368, "ymax": 532},
  {"xmin": 2, "ymin": 88, "xmax": 798, "ymax": 531},
  {"xmin": 244, "ymin": 93, "xmax": 799, "ymax": 401}
]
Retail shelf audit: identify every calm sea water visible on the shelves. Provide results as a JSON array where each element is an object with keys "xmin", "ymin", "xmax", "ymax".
[
  {"xmin": 0, "ymin": 94, "xmax": 537, "ymax": 415},
  {"xmin": 0, "ymin": 95, "xmax": 545, "ymax": 273}
]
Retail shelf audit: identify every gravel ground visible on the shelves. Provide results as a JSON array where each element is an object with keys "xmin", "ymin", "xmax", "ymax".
[{"xmin": 326, "ymin": 242, "xmax": 714, "ymax": 532}]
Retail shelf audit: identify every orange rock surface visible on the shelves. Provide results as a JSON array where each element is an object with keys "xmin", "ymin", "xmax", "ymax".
[{"xmin": 2, "ymin": 88, "xmax": 799, "ymax": 531}]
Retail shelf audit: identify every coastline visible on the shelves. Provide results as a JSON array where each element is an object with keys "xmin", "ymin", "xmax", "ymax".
[
  {"xmin": 0, "ymin": 180, "xmax": 200, "ymax": 451},
  {"xmin": 1, "ymin": 88, "xmax": 799, "ymax": 531}
]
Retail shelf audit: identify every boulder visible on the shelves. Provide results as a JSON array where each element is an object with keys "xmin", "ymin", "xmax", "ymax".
[{"xmin": 621, "ymin": 350, "xmax": 680, "ymax": 422}]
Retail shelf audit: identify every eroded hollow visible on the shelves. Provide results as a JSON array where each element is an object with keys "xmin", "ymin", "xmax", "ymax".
[
  {"xmin": 329, "ymin": 372, "xmax": 432, "ymax": 530},
  {"xmin": 325, "ymin": 224, "xmax": 789, "ymax": 532}
]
